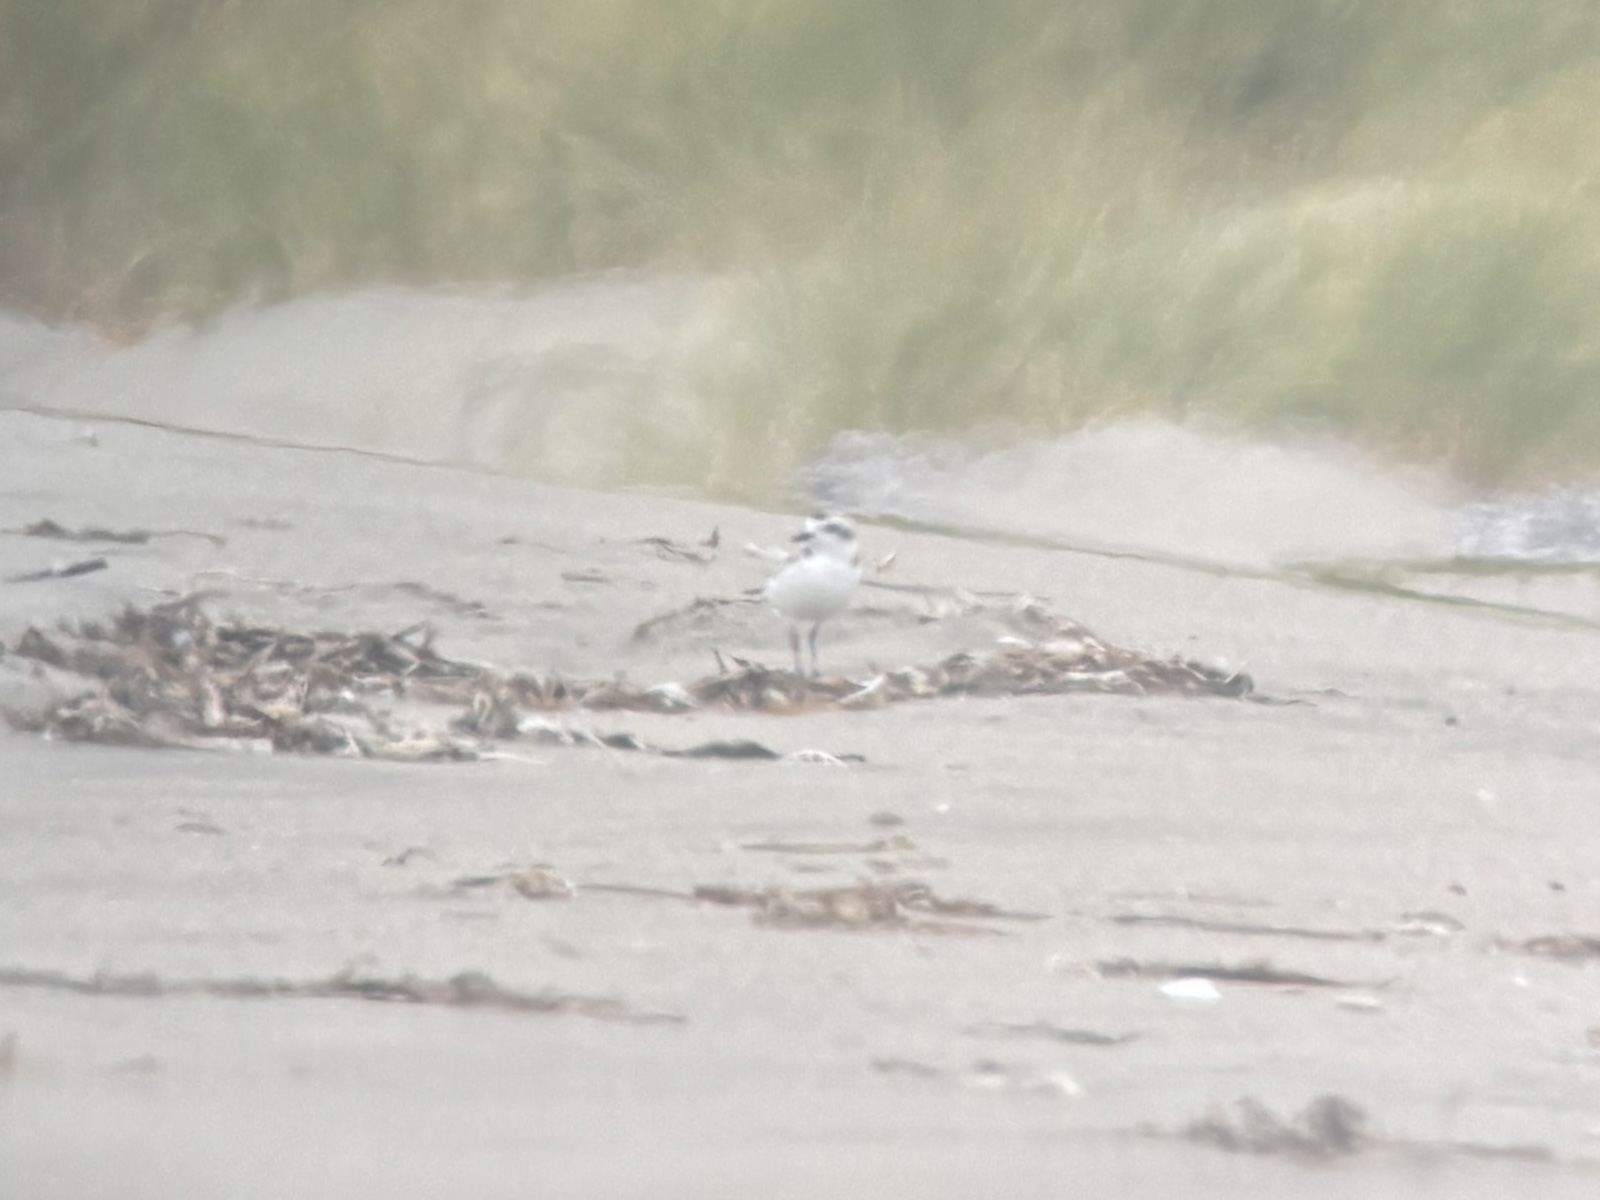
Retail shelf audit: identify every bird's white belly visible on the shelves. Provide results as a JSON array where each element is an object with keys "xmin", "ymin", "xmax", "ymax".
[{"xmin": 764, "ymin": 556, "xmax": 860, "ymax": 622}]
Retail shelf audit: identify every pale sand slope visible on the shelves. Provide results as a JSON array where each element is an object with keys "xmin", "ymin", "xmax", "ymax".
[{"xmin": 2, "ymin": 409, "xmax": 1600, "ymax": 1199}]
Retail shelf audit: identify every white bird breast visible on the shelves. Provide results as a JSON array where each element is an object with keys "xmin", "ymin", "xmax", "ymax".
[{"xmin": 764, "ymin": 551, "xmax": 861, "ymax": 623}]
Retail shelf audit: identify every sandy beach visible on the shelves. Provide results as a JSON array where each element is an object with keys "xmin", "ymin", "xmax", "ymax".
[{"xmin": 4, "ymin": 407, "xmax": 1600, "ymax": 1198}]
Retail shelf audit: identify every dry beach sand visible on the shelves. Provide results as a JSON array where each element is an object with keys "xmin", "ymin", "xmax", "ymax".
[{"xmin": 3, "ymin": 408, "xmax": 1600, "ymax": 1197}]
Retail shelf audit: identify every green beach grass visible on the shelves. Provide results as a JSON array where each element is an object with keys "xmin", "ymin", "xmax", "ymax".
[{"xmin": 3, "ymin": 0, "xmax": 1599, "ymax": 490}]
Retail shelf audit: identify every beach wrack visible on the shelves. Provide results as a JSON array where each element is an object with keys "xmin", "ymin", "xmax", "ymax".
[{"xmin": 4, "ymin": 593, "xmax": 1253, "ymax": 762}]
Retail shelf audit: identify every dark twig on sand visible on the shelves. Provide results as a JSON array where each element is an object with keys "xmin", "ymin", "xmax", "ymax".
[
  {"xmin": 6, "ymin": 556, "xmax": 109, "ymax": 583},
  {"xmin": 964, "ymin": 1020, "xmax": 1138, "ymax": 1046},
  {"xmin": 1094, "ymin": 958, "xmax": 1384, "ymax": 989}
]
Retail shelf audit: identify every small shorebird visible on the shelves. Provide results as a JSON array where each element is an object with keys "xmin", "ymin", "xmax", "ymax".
[{"xmin": 764, "ymin": 514, "xmax": 862, "ymax": 676}]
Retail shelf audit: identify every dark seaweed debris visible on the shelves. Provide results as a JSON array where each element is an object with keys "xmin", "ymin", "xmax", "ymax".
[
  {"xmin": 1185, "ymin": 1095, "xmax": 1368, "ymax": 1158},
  {"xmin": 6, "ymin": 556, "xmax": 109, "ymax": 583},
  {"xmin": 1094, "ymin": 957, "xmax": 1382, "ymax": 989}
]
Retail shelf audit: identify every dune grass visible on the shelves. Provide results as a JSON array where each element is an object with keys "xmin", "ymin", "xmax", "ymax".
[{"xmin": 3, "ymin": 0, "xmax": 1600, "ymax": 487}]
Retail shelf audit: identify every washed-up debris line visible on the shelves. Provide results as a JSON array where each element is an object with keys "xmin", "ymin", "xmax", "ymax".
[
  {"xmin": 653, "ymin": 599, "xmax": 1253, "ymax": 709},
  {"xmin": 7, "ymin": 517, "xmax": 226, "ymax": 548},
  {"xmin": 964, "ymin": 1020, "xmax": 1137, "ymax": 1046},
  {"xmin": 691, "ymin": 880, "xmax": 1042, "ymax": 933},
  {"xmin": 1503, "ymin": 934, "xmax": 1600, "ymax": 961},
  {"xmin": 0, "ymin": 965, "xmax": 680, "ymax": 1024},
  {"xmin": 485, "ymin": 601, "xmax": 1251, "ymax": 715},
  {"xmin": 435, "ymin": 868, "xmax": 1039, "ymax": 935},
  {"xmin": 0, "ymin": 598, "xmax": 778, "ymax": 760},
  {"xmin": 4, "ymin": 594, "xmax": 1251, "ymax": 760},
  {"xmin": 1094, "ymin": 957, "xmax": 1383, "ymax": 989},
  {"xmin": 1108, "ymin": 912, "xmax": 1388, "ymax": 943}
]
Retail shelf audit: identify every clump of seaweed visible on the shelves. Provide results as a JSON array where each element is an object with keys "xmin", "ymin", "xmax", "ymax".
[{"xmin": 6, "ymin": 596, "xmax": 483, "ymax": 760}]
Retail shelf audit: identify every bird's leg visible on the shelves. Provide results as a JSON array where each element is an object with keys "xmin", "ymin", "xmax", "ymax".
[
  {"xmin": 807, "ymin": 623, "xmax": 822, "ymax": 677},
  {"xmin": 788, "ymin": 627, "xmax": 804, "ymax": 676}
]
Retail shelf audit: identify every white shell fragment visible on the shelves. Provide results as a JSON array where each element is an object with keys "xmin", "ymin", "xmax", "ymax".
[
  {"xmin": 781, "ymin": 749, "xmax": 848, "ymax": 766},
  {"xmin": 1160, "ymin": 977, "xmax": 1222, "ymax": 1003},
  {"xmin": 644, "ymin": 681, "xmax": 698, "ymax": 710}
]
